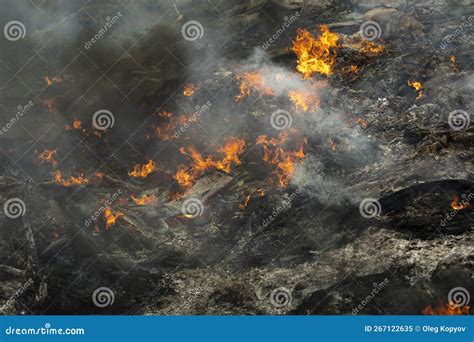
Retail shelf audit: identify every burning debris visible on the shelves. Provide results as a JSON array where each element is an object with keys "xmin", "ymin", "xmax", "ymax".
[{"xmin": 0, "ymin": 0, "xmax": 472, "ymax": 316}]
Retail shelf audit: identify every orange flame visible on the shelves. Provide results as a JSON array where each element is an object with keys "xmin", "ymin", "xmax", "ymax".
[
  {"xmin": 292, "ymin": 25, "xmax": 339, "ymax": 79},
  {"xmin": 256, "ymin": 133, "xmax": 306, "ymax": 187},
  {"xmin": 288, "ymin": 89, "xmax": 320, "ymax": 112},
  {"xmin": 240, "ymin": 193, "xmax": 251, "ymax": 210},
  {"xmin": 129, "ymin": 160, "xmax": 156, "ymax": 178},
  {"xmin": 451, "ymin": 196, "xmax": 470, "ymax": 210},
  {"xmin": 37, "ymin": 149, "xmax": 58, "ymax": 166},
  {"xmin": 408, "ymin": 80, "xmax": 424, "ymax": 99},
  {"xmin": 175, "ymin": 137, "xmax": 245, "ymax": 191},
  {"xmin": 104, "ymin": 208, "xmax": 124, "ymax": 229},
  {"xmin": 53, "ymin": 170, "xmax": 89, "ymax": 186},
  {"xmin": 183, "ymin": 83, "xmax": 197, "ymax": 97},
  {"xmin": 131, "ymin": 194, "xmax": 158, "ymax": 206},
  {"xmin": 235, "ymin": 71, "xmax": 275, "ymax": 102},
  {"xmin": 44, "ymin": 76, "xmax": 62, "ymax": 87},
  {"xmin": 422, "ymin": 302, "xmax": 470, "ymax": 315}
]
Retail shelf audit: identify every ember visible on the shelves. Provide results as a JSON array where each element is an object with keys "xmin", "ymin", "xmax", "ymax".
[
  {"xmin": 53, "ymin": 170, "xmax": 89, "ymax": 187},
  {"xmin": 422, "ymin": 303, "xmax": 470, "ymax": 315},
  {"xmin": 407, "ymin": 80, "xmax": 424, "ymax": 99},
  {"xmin": 37, "ymin": 149, "xmax": 58, "ymax": 166},
  {"xmin": 451, "ymin": 196, "xmax": 470, "ymax": 210},
  {"xmin": 44, "ymin": 76, "xmax": 62, "ymax": 87},
  {"xmin": 183, "ymin": 83, "xmax": 197, "ymax": 97},
  {"xmin": 104, "ymin": 208, "xmax": 124, "ymax": 229},
  {"xmin": 131, "ymin": 194, "xmax": 158, "ymax": 205},
  {"xmin": 235, "ymin": 71, "xmax": 275, "ymax": 102}
]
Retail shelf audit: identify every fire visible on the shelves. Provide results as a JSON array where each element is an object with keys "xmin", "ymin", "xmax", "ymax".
[
  {"xmin": 44, "ymin": 76, "xmax": 62, "ymax": 87},
  {"xmin": 104, "ymin": 208, "xmax": 124, "ymax": 229},
  {"xmin": 240, "ymin": 193, "xmax": 251, "ymax": 210},
  {"xmin": 257, "ymin": 188, "xmax": 266, "ymax": 197},
  {"xmin": 175, "ymin": 137, "xmax": 245, "ymax": 190},
  {"xmin": 449, "ymin": 55, "xmax": 460, "ymax": 72},
  {"xmin": 408, "ymin": 80, "xmax": 424, "ymax": 99},
  {"xmin": 53, "ymin": 170, "xmax": 89, "ymax": 186},
  {"xmin": 37, "ymin": 149, "xmax": 58, "ymax": 166},
  {"xmin": 65, "ymin": 115, "xmax": 82, "ymax": 130},
  {"xmin": 288, "ymin": 89, "xmax": 320, "ymax": 112},
  {"xmin": 422, "ymin": 303, "xmax": 470, "ymax": 315},
  {"xmin": 256, "ymin": 133, "xmax": 306, "ymax": 187},
  {"xmin": 183, "ymin": 83, "xmax": 197, "ymax": 97},
  {"xmin": 292, "ymin": 25, "xmax": 339, "ymax": 79},
  {"xmin": 356, "ymin": 117, "xmax": 369, "ymax": 129},
  {"xmin": 451, "ymin": 196, "xmax": 470, "ymax": 210},
  {"xmin": 235, "ymin": 71, "xmax": 275, "ymax": 102},
  {"xmin": 129, "ymin": 160, "xmax": 156, "ymax": 178},
  {"xmin": 131, "ymin": 194, "xmax": 158, "ymax": 206},
  {"xmin": 358, "ymin": 40, "xmax": 385, "ymax": 56}
]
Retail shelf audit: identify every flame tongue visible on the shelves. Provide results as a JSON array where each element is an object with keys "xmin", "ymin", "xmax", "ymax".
[
  {"xmin": 53, "ymin": 170, "xmax": 89, "ymax": 186},
  {"xmin": 451, "ymin": 196, "xmax": 470, "ymax": 210},
  {"xmin": 292, "ymin": 25, "xmax": 339, "ymax": 79},
  {"xmin": 174, "ymin": 137, "xmax": 245, "ymax": 191},
  {"xmin": 37, "ymin": 149, "xmax": 58, "ymax": 166},
  {"xmin": 422, "ymin": 302, "xmax": 470, "ymax": 315},
  {"xmin": 129, "ymin": 160, "xmax": 156, "ymax": 178},
  {"xmin": 256, "ymin": 133, "xmax": 306, "ymax": 187},
  {"xmin": 104, "ymin": 208, "xmax": 124, "ymax": 229}
]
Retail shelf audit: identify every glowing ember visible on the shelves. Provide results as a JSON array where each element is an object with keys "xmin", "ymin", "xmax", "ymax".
[
  {"xmin": 175, "ymin": 137, "xmax": 245, "ymax": 191},
  {"xmin": 239, "ymin": 193, "xmax": 251, "ymax": 210},
  {"xmin": 129, "ymin": 160, "xmax": 156, "ymax": 178},
  {"xmin": 104, "ymin": 208, "xmax": 124, "ymax": 229},
  {"xmin": 292, "ymin": 25, "xmax": 339, "ymax": 79},
  {"xmin": 408, "ymin": 80, "xmax": 424, "ymax": 99},
  {"xmin": 422, "ymin": 303, "xmax": 470, "ymax": 315},
  {"xmin": 451, "ymin": 196, "xmax": 470, "ymax": 210},
  {"xmin": 37, "ymin": 148, "xmax": 58, "ymax": 166},
  {"xmin": 257, "ymin": 188, "xmax": 266, "ymax": 197},
  {"xmin": 183, "ymin": 83, "xmax": 197, "ymax": 97},
  {"xmin": 449, "ymin": 55, "xmax": 460, "ymax": 72},
  {"xmin": 65, "ymin": 115, "xmax": 82, "ymax": 130},
  {"xmin": 53, "ymin": 170, "xmax": 89, "ymax": 186},
  {"xmin": 256, "ymin": 133, "xmax": 306, "ymax": 187},
  {"xmin": 357, "ymin": 40, "xmax": 385, "ymax": 56},
  {"xmin": 44, "ymin": 76, "xmax": 62, "ymax": 87},
  {"xmin": 131, "ymin": 194, "xmax": 158, "ymax": 206},
  {"xmin": 235, "ymin": 71, "xmax": 275, "ymax": 102},
  {"xmin": 356, "ymin": 117, "xmax": 369, "ymax": 129}
]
